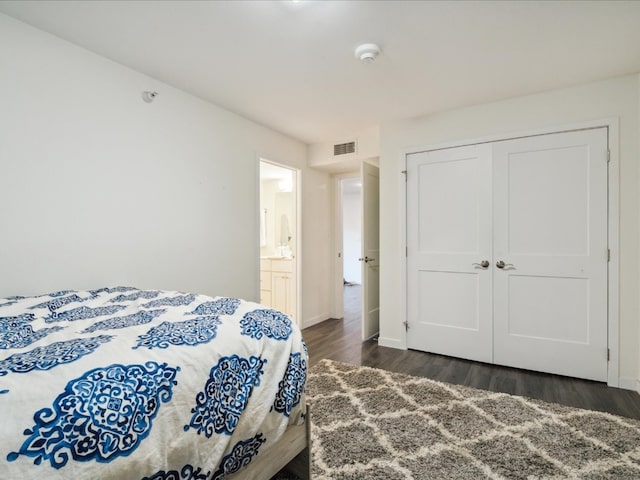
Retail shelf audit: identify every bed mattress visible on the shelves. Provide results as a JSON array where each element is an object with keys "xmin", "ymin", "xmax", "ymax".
[{"xmin": 0, "ymin": 287, "xmax": 307, "ymax": 480}]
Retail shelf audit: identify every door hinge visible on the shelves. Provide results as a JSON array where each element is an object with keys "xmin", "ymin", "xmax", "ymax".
[
  {"xmin": 406, "ymin": 246, "xmax": 408, "ymax": 257},
  {"xmin": 607, "ymin": 150, "xmax": 610, "ymax": 163},
  {"xmin": 401, "ymin": 170, "xmax": 407, "ymax": 182},
  {"xmin": 403, "ymin": 321, "xmax": 409, "ymax": 331},
  {"xmin": 607, "ymin": 348, "xmax": 610, "ymax": 361},
  {"xmin": 607, "ymin": 249, "xmax": 611, "ymax": 262}
]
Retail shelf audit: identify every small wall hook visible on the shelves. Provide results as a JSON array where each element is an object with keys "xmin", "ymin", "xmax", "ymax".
[{"xmin": 142, "ymin": 91, "xmax": 159, "ymax": 103}]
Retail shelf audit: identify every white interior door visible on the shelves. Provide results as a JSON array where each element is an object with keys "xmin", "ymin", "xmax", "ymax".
[
  {"xmin": 406, "ymin": 145, "xmax": 493, "ymax": 362},
  {"xmin": 492, "ymin": 128, "xmax": 608, "ymax": 381},
  {"xmin": 361, "ymin": 162, "xmax": 380, "ymax": 340}
]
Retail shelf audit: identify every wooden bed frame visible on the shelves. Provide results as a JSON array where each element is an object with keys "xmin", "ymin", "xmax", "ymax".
[{"xmin": 227, "ymin": 405, "xmax": 311, "ymax": 480}]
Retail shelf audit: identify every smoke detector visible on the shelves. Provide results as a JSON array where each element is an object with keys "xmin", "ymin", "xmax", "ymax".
[
  {"xmin": 142, "ymin": 91, "xmax": 158, "ymax": 103},
  {"xmin": 354, "ymin": 43, "xmax": 381, "ymax": 63}
]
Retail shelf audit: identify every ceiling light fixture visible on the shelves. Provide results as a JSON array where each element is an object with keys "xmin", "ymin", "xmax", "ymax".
[{"xmin": 354, "ymin": 43, "xmax": 381, "ymax": 63}]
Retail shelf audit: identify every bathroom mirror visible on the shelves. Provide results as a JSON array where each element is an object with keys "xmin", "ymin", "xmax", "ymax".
[{"xmin": 275, "ymin": 192, "xmax": 293, "ymax": 257}]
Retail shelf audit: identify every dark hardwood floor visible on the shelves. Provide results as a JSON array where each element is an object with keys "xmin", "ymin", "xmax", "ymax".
[{"xmin": 302, "ymin": 285, "xmax": 640, "ymax": 420}]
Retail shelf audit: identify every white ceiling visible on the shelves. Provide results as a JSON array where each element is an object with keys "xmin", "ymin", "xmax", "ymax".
[{"xmin": 2, "ymin": 0, "xmax": 640, "ymax": 145}]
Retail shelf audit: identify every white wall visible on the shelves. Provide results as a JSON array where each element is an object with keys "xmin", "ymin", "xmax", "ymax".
[
  {"xmin": 342, "ymin": 189, "xmax": 361, "ymax": 284},
  {"xmin": 308, "ymin": 126, "xmax": 380, "ymax": 173},
  {"xmin": 0, "ymin": 13, "xmax": 332, "ymax": 325},
  {"xmin": 380, "ymin": 74, "xmax": 640, "ymax": 387},
  {"xmin": 299, "ymin": 167, "xmax": 333, "ymax": 325}
]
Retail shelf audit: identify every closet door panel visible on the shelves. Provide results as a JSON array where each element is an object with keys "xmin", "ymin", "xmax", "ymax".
[
  {"xmin": 406, "ymin": 144, "xmax": 493, "ymax": 363},
  {"xmin": 492, "ymin": 128, "xmax": 608, "ymax": 381}
]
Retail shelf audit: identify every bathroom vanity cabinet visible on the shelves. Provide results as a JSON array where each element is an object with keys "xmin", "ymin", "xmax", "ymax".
[{"xmin": 260, "ymin": 258, "xmax": 296, "ymax": 319}]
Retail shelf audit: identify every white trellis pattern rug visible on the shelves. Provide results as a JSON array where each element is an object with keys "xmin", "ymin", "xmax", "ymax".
[{"xmin": 297, "ymin": 359, "xmax": 640, "ymax": 480}]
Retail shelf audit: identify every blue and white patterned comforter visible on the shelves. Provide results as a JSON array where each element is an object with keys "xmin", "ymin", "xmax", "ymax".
[{"xmin": 0, "ymin": 287, "xmax": 307, "ymax": 480}]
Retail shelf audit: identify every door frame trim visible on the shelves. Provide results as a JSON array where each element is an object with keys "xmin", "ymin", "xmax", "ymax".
[{"xmin": 400, "ymin": 118, "xmax": 620, "ymax": 387}]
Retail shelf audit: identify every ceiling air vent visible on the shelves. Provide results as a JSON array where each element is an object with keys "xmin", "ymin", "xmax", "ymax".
[{"xmin": 333, "ymin": 140, "xmax": 356, "ymax": 156}]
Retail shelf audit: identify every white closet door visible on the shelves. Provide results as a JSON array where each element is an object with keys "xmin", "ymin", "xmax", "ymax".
[
  {"xmin": 492, "ymin": 128, "xmax": 608, "ymax": 381},
  {"xmin": 407, "ymin": 145, "xmax": 493, "ymax": 363}
]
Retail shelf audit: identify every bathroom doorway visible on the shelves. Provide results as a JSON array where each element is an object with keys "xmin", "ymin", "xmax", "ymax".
[{"xmin": 259, "ymin": 159, "xmax": 301, "ymax": 325}]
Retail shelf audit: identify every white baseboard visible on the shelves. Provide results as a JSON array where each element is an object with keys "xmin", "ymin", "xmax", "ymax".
[
  {"xmin": 377, "ymin": 337, "xmax": 406, "ymax": 350},
  {"xmin": 364, "ymin": 331, "xmax": 379, "ymax": 342},
  {"xmin": 301, "ymin": 313, "xmax": 330, "ymax": 329},
  {"xmin": 617, "ymin": 376, "xmax": 638, "ymax": 391}
]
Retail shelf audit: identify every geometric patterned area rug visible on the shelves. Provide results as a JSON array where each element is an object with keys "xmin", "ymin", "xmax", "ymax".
[{"xmin": 295, "ymin": 359, "xmax": 640, "ymax": 480}]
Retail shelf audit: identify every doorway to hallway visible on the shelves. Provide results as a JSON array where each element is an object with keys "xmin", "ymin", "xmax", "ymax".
[{"xmin": 334, "ymin": 163, "xmax": 379, "ymax": 341}]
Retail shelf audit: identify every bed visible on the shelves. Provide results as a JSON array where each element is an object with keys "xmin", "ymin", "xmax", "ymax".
[{"xmin": 0, "ymin": 287, "xmax": 309, "ymax": 480}]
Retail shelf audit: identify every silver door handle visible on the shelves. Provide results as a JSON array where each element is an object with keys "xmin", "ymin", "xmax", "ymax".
[
  {"xmin": 496, "ymin": 260, "xmax": 514, "ymax": 269},
  {"xmin": 358, "ymin": 256, "xmax": 376, "ymax": 263},
  {"xmin": 472, "ymin": 260, "xmax": 490, "ymax": 269}
]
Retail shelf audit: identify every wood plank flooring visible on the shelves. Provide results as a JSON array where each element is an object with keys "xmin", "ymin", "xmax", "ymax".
[{"xmin": 302, "ymin": 285, "xmax": 640, "ymax": 420}]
